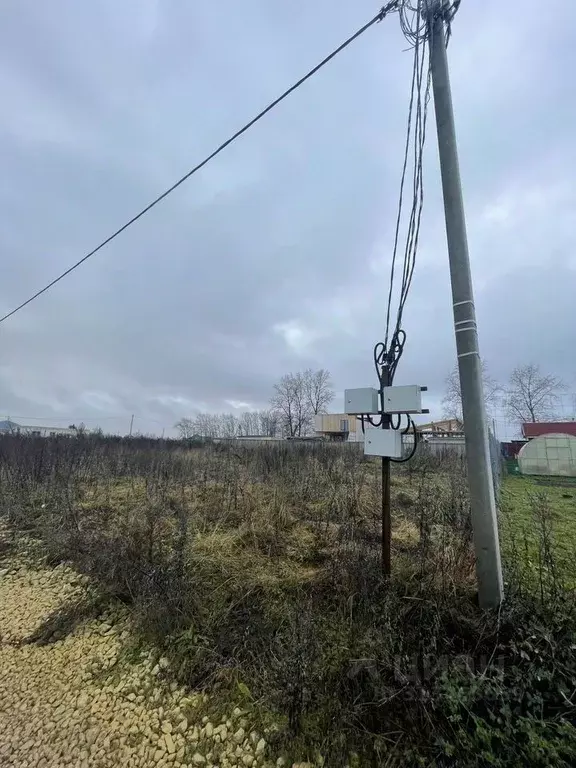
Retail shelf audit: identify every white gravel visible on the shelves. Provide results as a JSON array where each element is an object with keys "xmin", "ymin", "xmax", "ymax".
[{"xmin": 0, "ymin": 541, "xmax": 284, "ymax": 768}]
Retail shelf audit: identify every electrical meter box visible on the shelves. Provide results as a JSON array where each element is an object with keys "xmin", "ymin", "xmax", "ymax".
[
  {"xmin": 383, "ymin": 385, "xmax": 423, "ymax": 415},
  {"xmin": 364, "ymin": 427, "xmax": 403, "ymax": 459},
  {"xmin": 344, "ymin": 388, "xmax": 380, "ymax": 415}
]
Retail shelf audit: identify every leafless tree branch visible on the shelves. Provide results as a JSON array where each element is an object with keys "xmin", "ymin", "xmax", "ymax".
[
  {"xmin": 442, "ymin": 359, "xmax": 501, "ymax": 421},
  {"xmin": 504, "ymin": 364, "xmax": 565, "ymax": 425}
]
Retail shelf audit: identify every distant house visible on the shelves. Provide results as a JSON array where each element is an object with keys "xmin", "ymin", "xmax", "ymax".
[
  {"xmin": 315, "ymin": 414, "xmax": 363, "ymax": 443},
  {"xmin": 22, "ymin": 425, "xmax": 77, "ymax": 437},
  {"xmin": 0, "ymin": 421, "xmax": 77, "ymax": 437},
  {"xmin": 522, "ymin": 422, "xmax": 576, "ymax": 440},
  {"xmin": 417, "ymin": 418, "xmax": 463, "ymax": 435}
]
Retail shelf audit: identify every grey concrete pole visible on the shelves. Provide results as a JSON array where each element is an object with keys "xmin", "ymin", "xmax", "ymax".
[{"xmin": 427, "ymin": 6, "xmax": 504, "ymax": 608}]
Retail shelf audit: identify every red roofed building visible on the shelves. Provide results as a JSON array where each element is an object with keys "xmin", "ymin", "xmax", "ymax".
[{"xmin": 522, "ymin": 422, "xmax": 576, "ymax": 439}]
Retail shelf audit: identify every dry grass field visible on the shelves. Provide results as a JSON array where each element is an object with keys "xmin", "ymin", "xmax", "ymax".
[{"xmin": 1, "ymin": 434, "xmax": 575, "ymax": 767}]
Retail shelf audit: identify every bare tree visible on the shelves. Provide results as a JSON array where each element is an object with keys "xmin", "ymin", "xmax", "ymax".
[
  {"xmin": 303, "ymin": 368, "xmax": 334, "ymax": 415},
  {"xmin": 174, "ymin": 418, "xmax": 196, "ymax": 439},
  {"xmin": 237, "ymin": 411, "xmax": 257, "ymax": 437},
  {"xmin": 193, "ymin": 414, "xmax": 221, "ymax": 438},
  {"xmin": 220, "ymin": 413, "xmax": 238, "ymax": 439},
  {"xmin": 236, "ymin": 410, "xmax": 277, "ymax": 437},
  {"xmin": 271, "ymin": 369, "xmax": 333, "ymax": 437},
  {"xmin": 270, "ymin": 373, "xmax": 309, "ymax": 437},
  {"xmin": 271, "ymin": 373, "xmax": 298, "ymax": 438},
  {"xmin": 504, "ymin": 364, "xmax": 565, "ymax": 424},
  {"xmin": 259, "ymin": 409, "xmax": 279, "ymax": 437},
  {"xmin": 442, "ymin": 359, "xmax": 501, "ymax": 421}
]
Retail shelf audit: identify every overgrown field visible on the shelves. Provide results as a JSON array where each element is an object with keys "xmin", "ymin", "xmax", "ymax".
[
  {"xmin": 1, "ymin": 435, "xmax": 575, "ymax": 767},
  {"xmin": 500, "ymin": 475, "xmax": 576, "ymax": 591}
]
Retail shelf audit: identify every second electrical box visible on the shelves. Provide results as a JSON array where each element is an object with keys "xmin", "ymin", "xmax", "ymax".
[{"xmin": 383, "ymin": 385, "xmax": 423, "ymax": 414}]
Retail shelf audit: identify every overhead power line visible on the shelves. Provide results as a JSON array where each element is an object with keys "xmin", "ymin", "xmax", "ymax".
[
  {"xmin": 0, "ymin": 1, "xmax": 401, "ymax": 325},
  {"xmin": 384, "ymin": 0, "xmax": 433, "ymax": 351}
]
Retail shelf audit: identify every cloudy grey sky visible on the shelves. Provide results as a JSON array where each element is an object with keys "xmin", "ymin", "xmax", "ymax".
[{"xmin": 1, "ymin": 0, "xmax": 575, "ymax": 436}]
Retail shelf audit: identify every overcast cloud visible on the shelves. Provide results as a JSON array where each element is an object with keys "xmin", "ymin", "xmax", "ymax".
[{"xmin": 0, "ymin": 0, "xmax": 574, "ymax": 436}]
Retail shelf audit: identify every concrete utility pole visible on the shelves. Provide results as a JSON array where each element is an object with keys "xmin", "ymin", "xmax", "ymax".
[{"xmin": 426, "ymin": 1, "xmax": 504, "ymax": 608}]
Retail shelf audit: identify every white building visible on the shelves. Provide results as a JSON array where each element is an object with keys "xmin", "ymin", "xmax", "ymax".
[{"xmin": 0, "ymin": 420, "xmax": 77, "ymax": 437}]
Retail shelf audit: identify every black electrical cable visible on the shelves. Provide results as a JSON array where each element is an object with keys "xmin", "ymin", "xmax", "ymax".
[
  {"xmin": 383, "ymin": 47, "xmax": 419, "ymax": 350},
  {"xmin": 391, "ymin": 416, "xmax": 419, "ymax": 463},
  {"xmin": 401, "ymin": 414, "xmax": 413, "ymax": 434},
  {"xmin": 385, "ymin": 10, "xmax": 430, "ymax": 348},
  {"xmin": 374, "ymin": 328, "xmax": 406, "ymax": 398},
  {"xmin": 369, "ymin": 0, "xmax": 462, "ymax": 576},
  {"xmin": 383, "ymin": 1, "xmax": 462, "ymax": 351},
  {"xmin": 0, "ymin": 1, "xmax": 402, "ymax": 326}
]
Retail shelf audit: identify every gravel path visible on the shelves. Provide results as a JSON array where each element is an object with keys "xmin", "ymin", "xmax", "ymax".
[{"xmin": 0, "ymin": 548, "xmax": 279, "ymax": 768}]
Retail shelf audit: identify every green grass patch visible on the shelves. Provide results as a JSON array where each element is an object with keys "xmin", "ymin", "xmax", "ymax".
[{"xmin": 501, "ymin": 475, "xmax": 576, "ymax": 590}]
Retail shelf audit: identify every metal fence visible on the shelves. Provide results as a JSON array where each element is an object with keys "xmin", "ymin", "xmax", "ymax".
[
  {"xmin": 405, "ymin": 430, "xmax": 502, "ymax": 499},
  {"xmin": 488, "ymin": 430, "xmax": 502, "ymax": 501}
]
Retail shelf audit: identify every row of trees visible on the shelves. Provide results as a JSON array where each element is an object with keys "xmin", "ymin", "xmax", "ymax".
[
  {"xmin": 442, "ymin": 362, "xmax": 568, "ymax": 425},
  {"xmin": 175, "ymin": 410, "xmax": 280, "ymax": 440},
  {"xmin": 175, "ymin": 368, "xmax": 335, "ymax": 440},
  {"xmin": 175, "ymin": 360, "xmax": 568, "ymax": 441}
]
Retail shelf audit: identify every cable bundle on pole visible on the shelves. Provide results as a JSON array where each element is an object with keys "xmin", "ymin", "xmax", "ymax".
[
  {"xmin": 370, "ymin": 0, "xmax": 462, "ymax": 575},
  {"xmin": 378, "ymin": 0, "xmax": 462, "ymax": 369},
  {"xmin": 383, "ymin": 0, "xmax": 431, "ymax": 359},
  {"xmin": 376, "ymin": 0, "xmax": 463, "ymax": 392}
]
